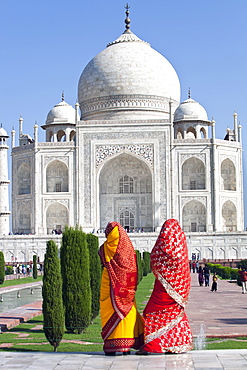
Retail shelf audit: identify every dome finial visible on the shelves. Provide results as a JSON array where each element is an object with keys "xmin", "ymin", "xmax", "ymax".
[
  {"xmin": 188, "ymin": 87, "xmax": 191, "ymax": 99},
  {"xmin": 62, "ymin": 90, "xmax": 65, "ymax": 101},
  {"xmin": 124, "ymin": 3, "xmax": 131, "ymax": 33}
]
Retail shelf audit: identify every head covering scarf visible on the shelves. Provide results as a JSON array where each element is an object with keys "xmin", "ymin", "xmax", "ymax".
[
  {"xmin": 142, "ymin": 219, "xmax": 193, "ymax": 353},
  {"xmin": 99, "ymin": 221, "xmax": 138, "ymax": 340}
]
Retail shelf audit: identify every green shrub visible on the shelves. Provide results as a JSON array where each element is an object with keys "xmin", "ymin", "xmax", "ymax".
[
  {"xmin": 143, "ymin": 252, "xmax": 151, "ymax": 276},
  {"xmin": 42, "ymin": 240, "xmax": 64, "ymax": 352},
  {"xmin": 0, "ymin": 252, "xmax": 5, "ymax": 284},
  {"xmin": 61, "ymin": 227, "xmax": 91, "ymax": 334},
  {"xmin": 5, "ymin": 265, "xmax": 13, "ymax": 275},
  {"xmin": 86, "ymin": 233, "xmax": 101, "ymax": 321},
  {"xmin": 135, "ymin": 250, "xmax": 143, "ymax": 284}
]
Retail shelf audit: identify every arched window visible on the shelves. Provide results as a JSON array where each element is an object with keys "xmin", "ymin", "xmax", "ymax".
[
  {"xmin": 120, "ymin": 209, "xmax": 134, "ymax": 232},
  {"xmin": 47, "ymin": 131, "xmax": 54, "ymax": 142},
  {"xmin": 17, "ymin": 204, "xmax": 31, "ymax": 234},
  {"xmin": 57, "ymin": 130, "xmax": 66, "ymax": 142},
  {"xmin": 17, "ymin": 163, "xmax": 31, "ymax": 195},
  {"xmin": 176, "ymin": 129, "xmax": 183, "ymax": 139},
  {"xmin": 186, "ymin": 127, "xmax": 196, "ymax": 139},
  {"xmin": 46, "ymin": 160, "xmax": 68, "ymax": 192},
  {"xmin": 221, "ymin": 159, "xmax": 236, "ymax": 191},
  {"xmin": 119, "ymin": 175, "xmax": 134, "ymax": 194},
  {"xmin": 182, "ymin": 157, "xmax": 205, "ymax": 190},
  {"xmin": 70, "ymin": 130, "xmax": 76, "ymax": 142},
  {"xmin": 182, "ymin": 200, "xmax": 206, "ymax": 232},
  {"xmin": 222, "ymin": 200, "xmax": 237, "ymax": 231},
  {"xmin": 200, "ymin": 127, "xmax": 206, "ymax": 138},
  {"xmin": 46, "ymin": 202, "xmax": 69, "ymax": 234}
]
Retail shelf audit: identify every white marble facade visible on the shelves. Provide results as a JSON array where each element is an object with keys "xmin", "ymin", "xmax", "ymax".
[{"xmin": 0, "ymin": 23, "xmax": 245, "ymax": 261}]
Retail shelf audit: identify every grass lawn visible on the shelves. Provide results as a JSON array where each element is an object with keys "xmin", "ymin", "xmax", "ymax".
[
  {"xmin": 0, "ymin": 273, "xmax": 155, "ymax": 352},
  {"xmin": 1, "ymin": 276, "xmax": 42, "ymax": 288}
]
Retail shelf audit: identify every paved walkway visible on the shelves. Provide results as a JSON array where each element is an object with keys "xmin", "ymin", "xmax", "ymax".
[
  {"xmin": 0, "ymin": 349, "xmax": 247, "ymax": 369},
  {"xmin": 187, "ymin": 272, "xmax": 247, "ymax": 338}
]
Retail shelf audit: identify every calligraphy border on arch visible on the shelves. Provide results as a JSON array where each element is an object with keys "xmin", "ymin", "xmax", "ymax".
[
  {"xmin": 181, "ymin": 196, "xmax": 207, "ymax": 208},
  {"xmin": 95, "ymin": 144, "xmax": 154, "ymax": 169}
]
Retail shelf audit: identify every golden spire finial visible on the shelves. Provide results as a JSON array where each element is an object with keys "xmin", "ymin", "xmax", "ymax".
[
  {"xmin": 62, "ymin": 91, "xmax": 65, "ymax": 101},
  {"xmin": 124, "ymin": 3, "xmax": 131, "ymax": 32},
  {"xmin": 188, "ymin": 87, "xmax": 191, "ymax": 99}
]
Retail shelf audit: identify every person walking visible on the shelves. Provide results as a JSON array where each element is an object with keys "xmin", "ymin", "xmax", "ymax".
[
  {"xmin": 198, "ymin": 266, "xmax": 204, "ymax": 286},
  {"xmin": 203, "ymin": 264, "xmax": 210, "ymax": 287},
  {"xmin": 211, "ymin": 272, "xmax": 218, "ymax": 292},
  {"xmin": 238, "ymin": 267, "xmax": 247, "ymax": 294},
  {"xmin": 98, "ymin": 221, "xmax": 143, "ymax": 355}
]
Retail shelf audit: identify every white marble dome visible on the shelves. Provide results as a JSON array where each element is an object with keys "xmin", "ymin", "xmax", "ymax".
[
  {"xmin": 174, "ymin": 98, "xmax": 208, "ymax": 122},
  {"xmin": 0, "ymin": 127, "xmax": 8, "ymax": 137},
  {"xmin": 78, "ymin": 31, "xmax": 180, "ymax": 120},
  {"xmin": 46, "ymin": 100, "xmax": 78, "ymax": 125}
]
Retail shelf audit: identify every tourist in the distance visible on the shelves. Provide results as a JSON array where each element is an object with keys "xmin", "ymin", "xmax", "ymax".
[
  {"xmin": 137, "ymin": 219, "xmax": 193, "ymax": 354},
  {"xmin": 211, "ymin": 272, "xmax": 218, "ymax": 292},
  {"xmin": 198, "ymin": 266, "xmax": 204, "ymax": 287},
  {"xmin": 238, "ymin": 267, "xmax": 247, "ymax": 294},
  {"xmin": 99, "ymin": 221, "xmax": 143, "ymax": 355},
  {"xmin": 203, "ymin": 264, "xmax": 210, "ymax": 287}
]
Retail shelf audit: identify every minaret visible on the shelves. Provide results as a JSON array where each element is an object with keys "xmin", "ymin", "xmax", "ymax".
[{"xmin": 0, "ymin": 125, "xmax": 11, "ymax": 235}]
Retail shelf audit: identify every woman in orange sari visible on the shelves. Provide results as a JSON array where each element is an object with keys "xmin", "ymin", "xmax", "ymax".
[
  {"xmin": 140, "ymin": 219, "xmax": 193, "ymax": 354},
  {"xmin": 99, "ymin": 221, "xmax": 143, "ymax": 355}
]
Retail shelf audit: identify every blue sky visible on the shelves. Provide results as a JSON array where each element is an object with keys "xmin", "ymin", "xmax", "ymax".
[{"xmin": 1, "ymin": 0, "xmax": 247, "ymax": 225}]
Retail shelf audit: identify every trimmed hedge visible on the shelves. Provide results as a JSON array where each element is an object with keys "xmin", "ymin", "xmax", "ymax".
[
  {"xmin": 135, "ymin": 250, "xmax": 143, "ymax": 284},
  {"xmin": 142, "ymin": 252, "xmax": 151, "ymax": 276},
  {"xmin": 33, "ymin": 255, "xmax": 38, "ymax": 279},
  {"xmin": 207, "ymin": 263, "xmax": 238, "ymax": 281}
]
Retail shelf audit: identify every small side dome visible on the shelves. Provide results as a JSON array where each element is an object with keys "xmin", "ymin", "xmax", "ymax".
[
  {"xmin": 174, "ymin": 98, "xmax": 208, "ymax": 122},
  {"xmin": 0, "ymin": 127, "xmax": 8, "ymax": 137},
  {"xmin": 46, "ymin": 100, "xmax": 78, "ymax": 125}
]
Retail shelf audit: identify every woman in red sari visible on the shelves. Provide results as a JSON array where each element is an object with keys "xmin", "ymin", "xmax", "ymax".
[
  {"xmin": 99, "ymin": 221, "xmax": 143, "ymax": 355},
  {"xmin": 140, "ymin": 219, "xmax": 193, "ymax": 354}
]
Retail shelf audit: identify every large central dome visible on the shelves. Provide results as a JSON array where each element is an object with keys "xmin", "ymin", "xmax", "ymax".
[{"xmin": 78, "ymin": 30, "xmax": 180, "ymax": 120}]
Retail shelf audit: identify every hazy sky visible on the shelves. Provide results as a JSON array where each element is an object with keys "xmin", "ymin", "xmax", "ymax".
[{"xmin": 1, "ymin": 0, "xmax": 247, "ymax": 224}]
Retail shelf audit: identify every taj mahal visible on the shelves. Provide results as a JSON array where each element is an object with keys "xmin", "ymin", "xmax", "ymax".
[{"xmin": 0, "ymin": 6, "xmax": 246, "ymax": 262}]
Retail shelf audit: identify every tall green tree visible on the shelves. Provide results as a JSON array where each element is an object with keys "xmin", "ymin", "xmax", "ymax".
[
  {"xmin": 0, "ymin": 251, "xmax": 5, "ymax": 285},
  {"xmin": 33, "ymin": 254, "xmax": 37, "ymax": 279},
  {"xmin": 42, "ymin": 240, "xmax": 64, "ymax": 352},
  {"xmin": 135, "ymin": 250, "xmax": 143, "ymax": 284},
  {"xmin": 60, "ymin": 227, "xmax": 91, "ymax": 333},
  {"xmin": 143, "ymin": 251, "xmax": 151, "ymax": 276},
  {"xmin": 86, "ymin": 233, "xmax": 101, "ymax": 320}
]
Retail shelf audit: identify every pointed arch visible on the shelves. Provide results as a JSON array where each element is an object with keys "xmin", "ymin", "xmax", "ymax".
[
  {"xmin": 222, "ymin": 200, "xmax": 237, "ymax": 231},
  {"xmin": 46, "ymin": 202, "xmax": 69, "ymax": 234},
  {"xmin": 99, "ymin": 153, "xmax": 153, "ymax": 232},
  {"xmin": 186, "ymin": 127, "xmax": 196, "ymax": 139},
  {"xmin": 221, "ymin": 159, "xmax": 236, "ymax": 191},
  {"xmin": 182, "ymin": 157, "xmax": 205, "ymax": 190},
  {"xmin": 182, "ymin": 200, "xmax": 206, "ymax": 232},
  {"xmin": 17, "ymin": 163, "xmax": 31, "ymax": 195},
  {"xmin": 46, "ymin": 160, "xmax": 68, "ymax": 192}
]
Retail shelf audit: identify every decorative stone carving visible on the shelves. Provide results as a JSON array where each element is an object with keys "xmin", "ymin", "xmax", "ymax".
[
  {"xmin": 181, "ymin": 196, "xmax": 207, "ymax": 207},
  {"xmin": 180, "ymin": 153, "xmax": 206, "ymax": 165},
  {"xmin": 96, "ymin": 144, "xmax": 154, "ymax": 168},
  {"xmin": 118, "ymin": 206, "xmax": 136, "ymax": 215},
  {"xmin": 44, "ymin": 156, "xmax": 69, "ymax": 167},
  {"xmin": 44, "ymin": 199, "xmax": 69, "ymax": 209},
  {"xmin": 220, "ymin": 154, "xmax": 236, "ymax": 165},
  {"xmin": 221, "ymin": 197, "xmax": 237, "ymax": 207}
]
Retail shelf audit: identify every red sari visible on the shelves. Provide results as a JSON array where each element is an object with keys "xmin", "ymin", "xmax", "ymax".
[{"xmin": 142, "ymin": 219, "xmax": 193, "ymax": 353}]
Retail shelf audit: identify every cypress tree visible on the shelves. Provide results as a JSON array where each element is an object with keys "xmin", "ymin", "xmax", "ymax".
[
  {"xmin": 60, "ymin": 227, "xmax": 91, "ymax": 333},
  {"xmin": 135, "ymin": 250, "xmax": 143, "ymax": 284},
  {"xmin": 42, "ymin": 240, "xmax": 64, "ymax": 352},
  {"xmin": 0, "ymin": 251, "xmax": 5, "ymax": 285},
  {"xmin": 33, "ymin": 254, "xmax": 37, "ymax": 279},
  {"xmin": 86, "ymin": 233, "xmax": 101, "ymax": 320},
  {"xmin": 143, "ymin": 251, "xmax": 151, "ymax": 276}
]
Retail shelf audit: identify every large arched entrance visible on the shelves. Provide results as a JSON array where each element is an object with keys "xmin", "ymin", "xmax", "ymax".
[{"xmin": 99, "ymin": 153, "xmax": 153, "ymax": 232}]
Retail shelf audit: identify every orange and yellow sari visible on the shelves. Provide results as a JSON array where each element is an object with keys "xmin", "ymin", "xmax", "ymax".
[{"xmin": 99, "ymin": 222, "xmax": 143, "ymax": 354}]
